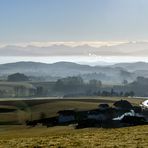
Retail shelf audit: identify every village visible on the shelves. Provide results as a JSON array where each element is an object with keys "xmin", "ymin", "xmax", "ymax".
[{"xmin": 26, "ymin": 99, "xmax": 148, "ymax": 129}]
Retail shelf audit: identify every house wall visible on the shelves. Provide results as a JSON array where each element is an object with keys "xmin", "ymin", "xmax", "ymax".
[
  {"xmin": 87, "ymin": 114, "xmax": 107, "ymax": 121},
  {"xmin": 0, "ymin": 85, "xmax": 15, "ymax": 97},
  {"xmin": 14, "ymin": 87, "xmax": 36, "ymax": 97},
  {"xmin": 58, "ymin": 115, "xmax": 75, "ymax": 123},
  {"xmin": 0, "ymin": 84, "xmax": 36, "ymax": 97}
]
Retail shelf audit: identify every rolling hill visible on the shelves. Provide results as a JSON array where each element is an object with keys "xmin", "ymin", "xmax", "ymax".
[{"xmin": 0, "ymin": 61, "xmax": 142, "ymax": 84}]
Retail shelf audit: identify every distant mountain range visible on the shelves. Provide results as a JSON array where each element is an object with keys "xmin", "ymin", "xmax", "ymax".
[
  {"xmin": 1, "ymin": 41, "xmax": 148, "ymax": 56},
  {"xmin": 113, "ymin": 62, "xmax": 148, "ymax": 71},
  {"xmin": 1, "ymin": 61, "xmax": 148, "ymax": 84}
]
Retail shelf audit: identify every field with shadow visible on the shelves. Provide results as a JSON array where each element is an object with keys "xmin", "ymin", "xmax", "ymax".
[{"xmin": 0, "ymin": 96, "xmax": 147, "ymax": 147}]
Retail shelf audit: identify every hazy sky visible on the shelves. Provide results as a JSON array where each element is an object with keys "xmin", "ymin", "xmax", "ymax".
[
  {"xmin": 1, "ymin": 0, "xmax": 148, "ymax": 64},
  {"xmin": 0, "ymin": 0, "xmax": 148, "ymax": 43}
]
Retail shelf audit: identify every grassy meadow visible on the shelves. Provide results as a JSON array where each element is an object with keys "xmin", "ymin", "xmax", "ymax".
[
  {"xmin": 0, "ymin": 96, "xmax": 147, "ymax": 147},
  {"xmin": 0, "ymin": 125, "xmax": 148, "ymax": 147}
]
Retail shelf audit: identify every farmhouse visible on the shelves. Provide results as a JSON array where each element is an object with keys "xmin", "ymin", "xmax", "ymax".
[
  {"xmin": 0, "ymin": 82, "xmax": 36, "ymax": 97},
  {"xmin": 113, "ymin": 100, "xmax": 133, "ymax": 110},
  {"xmin": 25, "ymin": 101, "xmax": 148, "ymax": 128},
  {"xmin": 140, "ymin": 100, "xmax": 148, "ymax": 110},
  {"xmin": 14, "ymin": 84, "xmax": 36, "ymax": 97},
  {"xmin": 57, "ymin": 109, "xmax": 76, "ymax": 124},
  {"xmin": 98, "ymin": 103, "xmax": 109, "ymax": 110},
  {"xmin": 87, "ymin": 106, "xmax": 116, "ymax": 121},
  {"xmin": 87, "ymin": 109, "xmax": 106, "ymax": 121}
]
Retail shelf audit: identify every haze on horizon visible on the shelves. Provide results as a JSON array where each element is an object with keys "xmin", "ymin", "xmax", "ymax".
[{"xmin": 0, "ymin": 0, "xmax": 148, "ymax": 64}]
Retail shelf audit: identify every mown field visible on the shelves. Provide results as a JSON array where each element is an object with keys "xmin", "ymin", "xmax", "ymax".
[{"xmin": 0, "ymin": 97, "xmax": 147, "ymax": 147}]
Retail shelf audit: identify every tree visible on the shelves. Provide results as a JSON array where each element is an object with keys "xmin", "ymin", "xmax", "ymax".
[
  {"xmin": 36, "ymin": 86, "xmax": 44, "ymax": 96},
  {"xmin": 87, "ymin": 79, "xmax": 102, "ymax": 96},
  {"xmin": 124, "ymin": 91, "xmax": 134, "ymax": 97},
  {"xmin": 89, "ymin": 79, "xmax": 97, "ymax": 86},
  {"xmin": 122, "ymin": 80, "xmax": 128, "ymax": 85},
  {"xmin": 120, "ymin": 91, "xmax": 123, "ymax": 96},
  {"xmin": 101, "ymin": 91, "xmax": 111, "ymax": 96},
  {"xmin": 7, "ymin": 73, "xmax": 29, "ymax": 82},
  {"xmin": 97, "ymin": 80, "xmax": 102, "ymax": 88},
  {"xmin": 110, "ymin": 88, "xmax": 114, "ymax": 96},
  {"xmin": 54, "ymin": 76, "xmax": 84, "ymax": 92},
  {"xmin": 129, "ymin": 91, "xmax": 134, "ymax": 97},
  {"xmin": 39, "ymin": 112, "xmax": 46, "ymax": 119}
]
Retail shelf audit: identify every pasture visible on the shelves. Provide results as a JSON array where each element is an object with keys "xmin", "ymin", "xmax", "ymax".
[
  {"xmin": 0, "ymin": 96, "xmax": 143, "ymax": 124},
  {"xmin": 0, "ymin": 96, "xmax": 147, "ymax": 147},
  {"xmin": 0, "ymin": 125, "xmax": 148, "ymax": 147}
]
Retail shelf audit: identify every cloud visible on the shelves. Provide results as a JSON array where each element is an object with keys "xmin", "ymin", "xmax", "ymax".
[
  {"xmin": 0, "ymin": 41, "xmax": 127, "ymax": 48},
  {"xmin": 1, "ymin": 41, "xmax": 148, "ymax": 57}
]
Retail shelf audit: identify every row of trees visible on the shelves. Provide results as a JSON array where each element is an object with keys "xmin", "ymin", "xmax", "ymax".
[
  {"xmin": 5, "ymin": 73, "xmax": 136, "ymax": 97},
  {"xmin": 53, "ymin": 76, "xmax": 134, "ymax": 97},
  {"xmin": 54, "ymin": 76, "xmax": 102, "ymax": 94},
  {"xmin": 95, "ymin": 90, "xmax": 134, "ymax": 97},
  {"xmin": 7, "ymin": 73, "xmax": 29, "ymax": 81}
]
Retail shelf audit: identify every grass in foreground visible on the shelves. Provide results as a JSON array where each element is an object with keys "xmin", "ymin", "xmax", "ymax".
[
  {"xmin": 0, "ymin": 97, "xmax": 147, "ymax": 147},
  {"xmin": 0, "ymin": 125, "xmax": 148, "ymax": 148}
]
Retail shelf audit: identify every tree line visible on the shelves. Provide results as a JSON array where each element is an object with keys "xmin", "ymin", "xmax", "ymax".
[
  {"xmin": 53, "ymin": 76, "xmax": 134, "ymax": 97},
  {"xmin": 1, "ymin": 73, "xmax": 136, "ymax": 97}
]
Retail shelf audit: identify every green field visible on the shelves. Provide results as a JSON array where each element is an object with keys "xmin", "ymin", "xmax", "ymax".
[{"xmin": 0, "ymin": 97, "xmax": 147, "ymax": 147}]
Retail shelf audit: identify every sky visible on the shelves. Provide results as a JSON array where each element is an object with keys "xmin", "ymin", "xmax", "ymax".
[
  {"xmin": 0, "ymin": 0, "xmax": 148, "ymax": 64},
  {"xmin": 0, "ymin": 0, "xmax": 148, "ymax": 43}
]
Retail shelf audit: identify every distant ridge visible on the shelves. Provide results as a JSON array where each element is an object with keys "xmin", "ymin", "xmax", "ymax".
[
  {"xmin": 113, "ymin": 62, "xmax": 148, "ymax": 71},
  {"xmin": 0, "ymin": 61, "xmax": 148, "ymax": 84}
]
